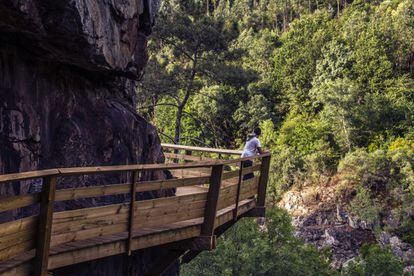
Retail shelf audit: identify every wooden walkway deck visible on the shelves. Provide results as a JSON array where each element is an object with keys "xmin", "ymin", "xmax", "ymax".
[{"xmin": 0, "ymin": 144, "xmax": 271, "ymax": 275}]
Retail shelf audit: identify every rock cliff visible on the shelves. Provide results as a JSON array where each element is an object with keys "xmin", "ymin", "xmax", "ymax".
[{"xmin": 0, "ymin": 0, "xmax": 177, "ymax": 275}]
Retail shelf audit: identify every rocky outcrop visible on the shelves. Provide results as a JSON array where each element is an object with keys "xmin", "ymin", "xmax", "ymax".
[
  {"xmin": 280, "ymin": 182, "xmax": 414, "ymax": 271},
  {"xmin": 0, "ymin": 0, "xmax": 160, "ymax": 80},
  {"xmin": 0, "ymin": 1, "xmax": 179, "ymax": 275}
]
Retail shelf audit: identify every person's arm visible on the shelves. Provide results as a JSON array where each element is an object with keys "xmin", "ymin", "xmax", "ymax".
[{"xmin": 256, "ymin": 138, "xmax": 267, "ymax": 154}]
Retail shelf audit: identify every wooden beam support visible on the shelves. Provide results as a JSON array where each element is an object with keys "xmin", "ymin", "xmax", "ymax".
[
  {"xmin": 170, "ymin": 236, "xmax": 216, "ymax": 251},
  {"xmin": 257, "ymin": 155, "xmax": 270, "ymax": 208},
  {"xmin": 241, "ymin": 206, "xmax": 265, "ymax": 218},
  {"xmin": 201, "ymin": 164, "xmax": 223, "ymax": 236},
  {"xmin": 181, "ymin": 250, "xmax": 201, "ymax": 264},
  {"xmin": 127, "ymin": 171, "xmax": 139, "ymax": 255},
  {"xmin": 34, "ymin": 176, "xmax": 57, "ymax": 276},
  {"xmin": 233, "ymin": 162, "xmax": 243, "ymax": 221}
]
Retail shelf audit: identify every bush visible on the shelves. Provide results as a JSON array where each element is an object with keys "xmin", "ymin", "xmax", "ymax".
[
  {"xmin": 181, "ymin": 208, "xmax": 333, "ymax": 276},
  {"xmin": 342, "ymin": 244, "xmax": 404, "ymax": 276}
]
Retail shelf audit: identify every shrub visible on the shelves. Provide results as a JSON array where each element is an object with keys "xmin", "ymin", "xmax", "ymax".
[
  {"xmin": 342, "ymin": 244, "xmax": 404, "ymax": 276},
  {"xmin": 181, "ymin": 208, "xmax": 333, "ymax": 276}
]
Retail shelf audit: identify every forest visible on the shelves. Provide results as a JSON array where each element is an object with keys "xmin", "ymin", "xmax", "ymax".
[{"xmin": 137, "ymin": 0, "xmax": 414, "ymax": 274}]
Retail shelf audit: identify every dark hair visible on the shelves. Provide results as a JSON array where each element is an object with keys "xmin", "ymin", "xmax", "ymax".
[{"xmin": 254, "ymin": 127, "xmax": 262, "ymax": 136}]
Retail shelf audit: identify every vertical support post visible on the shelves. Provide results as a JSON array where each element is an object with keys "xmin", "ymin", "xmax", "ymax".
[
  {"xmin": 201, "ymin": 165, "xmax": 223, "ymax": 237},
  {"xmin": 34, "ymin": 176, "xmax": 57, "ymax": 276},
  {"xmin": 127, "ymin": 170, "xmax": 139, "ymax": 255},
  {"xmin": 233, "ymin": 161, "xmax": 243, "ymax": 221},
  {"xmin": 257, "ymin": 155, "xmax": 271, "ymax": 208}
]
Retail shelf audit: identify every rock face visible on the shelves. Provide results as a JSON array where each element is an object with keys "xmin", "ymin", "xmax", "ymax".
[
  {"xmin": 279, "ymin": 185, "xmax": 376, "ymax": 269},
  {"xmin": 279, "ymin": 182, "xmax": 414, "ymax": 271},
  {"xmin": 0, "ymin": 1, "xmax": 178, "ymax": 275}
]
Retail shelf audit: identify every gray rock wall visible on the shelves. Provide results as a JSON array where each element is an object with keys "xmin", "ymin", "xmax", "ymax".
[{"xmin": 0, "ymin": 0, "xmax": 178, "ymax": 275}]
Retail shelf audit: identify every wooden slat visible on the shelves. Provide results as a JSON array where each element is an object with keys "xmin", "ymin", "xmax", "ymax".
[
  {"xmin": 135, "ymin": 175, "xmax": 210, "ymax": 192},
  {"xmin": 162, "ymin": 143, "xmax": 243, "ymax": 155},
  {"xmin": 164, "ymin": 152, "xmax": 215, "ymax": 162},
  {"xmin": 51, "ymin": 223, "xmax": 129, "ymax": 247},
  {"xmin": 55, "ymin": 184, "xmax": 130, "ymax": 201},
  {"xmin": 133, "ymin": 207, "xmax": 205, "ymax": 229},
  {"xmin": 0, "ymin": 228, "xmax": 35, "ymax": 251},
  {"xmin": 0, "ymin": 194, "xmax": 40, "ymax": 212},
  {"xmin": 47, "ymin": 199, "xmax": 255, "ymax": 271},
  {"xmin": 0, "ymin": 169, "xmax": 59, "ymax": 184},
  {"xmin": 0, "ymin": 216, "xmax": 37, "ymax": 237},
  {"xmin": 57, "ymin": 153, "xmax": 270, "ymax": 176},
  {"xmin": 0, "ymin": 241, "xmax": 35, "ymax": 262},
  {"xmin": 52, "ymin": 212, "xmax": 129, "ymax": 235}
]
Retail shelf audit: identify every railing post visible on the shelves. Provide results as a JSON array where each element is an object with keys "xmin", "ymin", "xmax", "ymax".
[
  {"xmin": 127, "ymin": 170, "xmax": 139, "ymax": 255},
  {"xmin": 200, "ymin": 164, "xmax": 223, "ymax": 246},
  {"xmin": 257, "ymin": 155, "xmax": 271, "ymax": 208},
  {"xmin": 34, "ymin": 175, "xmax": 57, "ymax": 276},
  {"xmin": 233, "ymin": 161, "xmax": 243, "ymax": 221}
]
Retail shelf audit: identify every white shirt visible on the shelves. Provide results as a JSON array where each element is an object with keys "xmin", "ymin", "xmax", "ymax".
[{"xmin": 241, "ymin": 136, "xmax": 261, "ymax": 158}]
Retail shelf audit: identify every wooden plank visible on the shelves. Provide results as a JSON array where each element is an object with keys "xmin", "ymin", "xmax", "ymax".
[
  {"xmin": 51, "ymin": 198, "xmax": 207, "ymax": 245},
  {"xmin": 0, "ymin": 216, "xmax": 37, "ymax": 237},
  {"xmin": 0, "ymin": 253, "xmax": 33, "ymax": 275},
  {"xmin": 52, "ymin": 191, "xmax": 207, "ymax": 225},
  {"xmin": 48, "ymin": 224, "xmax": 202, "ymax": 270},
  {"xmin": 164, "ymin": 152, "xmax": 215, "ymax": 162},
  {"xmin": 0, "ymin": 194, "xmax": 40, "ymax": 212},
  {"xmin": 133, "ymin": 207, "xmax": 205, "ymax": 229},
  {"xmin": 51, "ymin": 199, "xmax": 206, "ymax": 236},
  {"xmin": 135, "ymin": 200, "xmax": 206, "ymax": 218},
  {"xmin": 34, "ymin": 176, "xmax": 57, "ymax": 276},
  {"xmin": 257, "ymin": 155, "xmax": 270, "ymax": 207},
  {"xmin": 0, "ymin": 241, "xmax": 35, "ymax": 262},
  {"xmin": 47, "ymin": 199, "xmax": 255, "ymax": 271},
  {"xmin": 127, "ymin": 171, "xmax": 138, "ymax": 255},
  {"xmin": 55, "ymin": 184, "xmax": 130, "ymax": 201},
  {"xmin": 0, "ymin": 228, "xmax": 35, "ymax": 251},
  {"xmin": 52, "ymin": 212, "xmax": 129, "ymax": 235},
  {"xmin": 135, "ymin": 175, "xmax": 210, "ymax": 192},
  {"xmin": 201, "ymin": 164, "xmax": 223, "ymax": 236},
  {"xmin": 52, "ymin": 203, "xmax": 128, "ymax": 223},
  {"xmin": 161, "ymin": 143, "xmax": 243, "ymax": 155},
  {"xmin": 51, "ymin": 223, "xmax": 129, "ymax": 247},
  {"xmin": 0, "ymin": 169, "xmax": 59, "ymax": 184}
]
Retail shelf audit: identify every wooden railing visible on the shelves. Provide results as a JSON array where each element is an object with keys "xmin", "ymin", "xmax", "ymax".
[{"xmin": 0, "ymin": 144, "xmax": 270, "ymax": 276}]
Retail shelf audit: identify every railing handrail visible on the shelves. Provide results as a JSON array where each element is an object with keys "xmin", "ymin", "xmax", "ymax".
[
  {"xmin": 0, "ymin": 151, "xmax": 270, "ymax": 184},
  {"xmin": 161, "ymin": 143, "xmax": 243, "ymax": 155},
  {"xmin": 0, "ymin": 145, "xmax": 271, "ymax": 275}
]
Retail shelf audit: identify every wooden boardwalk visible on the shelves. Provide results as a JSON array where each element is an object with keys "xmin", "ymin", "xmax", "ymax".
[{"xmin": 0, "ymin": 144, "xmax": 270, "ymax": 275}]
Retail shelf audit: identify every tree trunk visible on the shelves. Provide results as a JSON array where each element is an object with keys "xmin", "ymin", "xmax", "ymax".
[
  {"xmin": 174, "ymin": 106, "xmax": 184, "ymax": 144},
  {"xmin": 173, "ymin": 58, "xmax": 197, "ymax": 145}
]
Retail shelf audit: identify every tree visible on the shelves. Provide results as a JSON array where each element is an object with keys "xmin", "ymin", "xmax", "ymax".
[{"xmin": 141, "ymin": 0, "xmax": 233, "ymax": 144}]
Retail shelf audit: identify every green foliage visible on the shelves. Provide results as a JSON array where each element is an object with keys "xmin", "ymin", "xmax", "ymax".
[
  {"xmin": 342, "ymin": 244, "xmax": 404, "ymax": 276},
  {"xmin": 139, "ymin": 0, "xmax": 414, "ymax": 272},
  {"xmin": 181, "ymin": 208, "xmax": 333, "ymax": 276},
  {"xmin": 274, "ymin": 11, "xmax": 333, "ymax": 109}
]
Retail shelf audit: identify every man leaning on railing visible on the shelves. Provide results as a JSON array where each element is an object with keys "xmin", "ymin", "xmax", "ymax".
[{"xmin": 241, "ymin": 127, "xmax": 267, "ymax": 180}]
